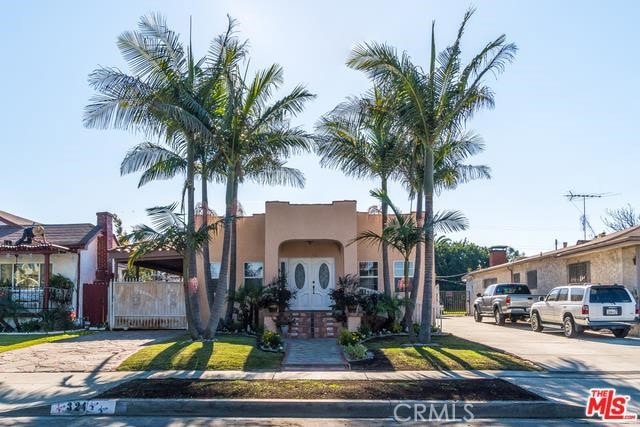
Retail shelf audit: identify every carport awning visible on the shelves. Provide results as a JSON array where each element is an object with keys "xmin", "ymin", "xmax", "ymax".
[{"xmin": 110, "ymin": 247, "xmax": 183, "ymax": 275}]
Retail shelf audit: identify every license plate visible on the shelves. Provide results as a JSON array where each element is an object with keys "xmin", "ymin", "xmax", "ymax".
[{"xmin": 604, "ymin": 307, "xmax": 620, "ymax": 316}]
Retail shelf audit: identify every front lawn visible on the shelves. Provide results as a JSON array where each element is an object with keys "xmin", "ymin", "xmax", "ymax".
[
  {"xmin": 352, "ymin": 335, "xmax": 539, "ymax": 371},
  {"xmin": 0, "ymin": 332, "xmax": 85, "ymax": 353},
  {"xmin": 117, "ymin": 335, "xmax": 282, "ymax": 371}
]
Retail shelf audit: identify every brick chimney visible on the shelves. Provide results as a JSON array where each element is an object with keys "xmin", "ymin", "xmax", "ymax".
[
  {"xmin": 95, "ymin": 212, "xmax": 114, "ymax": 282},
  {"xmin": 489, "ymin": 246, "xmax": 508, "ymax": 267}
]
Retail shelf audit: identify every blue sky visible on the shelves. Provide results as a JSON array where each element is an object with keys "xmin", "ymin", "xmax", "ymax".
[{"xmin": 1, "ymin": 1, "xmax": 639, "ymax": 254}]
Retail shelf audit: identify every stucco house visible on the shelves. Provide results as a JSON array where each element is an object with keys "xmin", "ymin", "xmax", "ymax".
[
  {"xmin": 0, "ymin": 210, "xmax": 116, "ymax": 321},
  {"xmin": 198, "ymin": 200, "xmax": 433, "ymax": 337},
  {"xmin": 108, "ymin": 200, "xmax": 435, "ymax": 334},
  {"xmin": 463, "ymin": 226, "xmax": 640, "ymax": 311}
]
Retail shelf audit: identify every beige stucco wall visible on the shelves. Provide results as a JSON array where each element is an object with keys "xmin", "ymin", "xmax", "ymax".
[
  {"xmin": 195, "ymin": 200, "xmax": 437, "ymax": 323},
  {"xmin": 465, "ymin": 245, "xmax": 640, "ymax": 301}
]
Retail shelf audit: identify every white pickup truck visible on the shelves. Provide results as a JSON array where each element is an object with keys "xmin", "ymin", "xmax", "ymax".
[{"xmin": 530, "ymin": 284, "xmax": 639, "ymax": 338}]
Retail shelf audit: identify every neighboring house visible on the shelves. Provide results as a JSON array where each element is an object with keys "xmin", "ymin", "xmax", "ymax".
[
  {"xmin": 463, "ymin": 226, "xmax": 640, "ymax": 309},
  {"xmin": 0, "ymin": 210, "xmax": 115, "ymax": 320}
]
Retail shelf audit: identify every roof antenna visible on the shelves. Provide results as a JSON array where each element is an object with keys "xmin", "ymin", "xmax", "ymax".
[{"xmin": 564, "ymin": 191, "xmax": 614, "ymax": 240}]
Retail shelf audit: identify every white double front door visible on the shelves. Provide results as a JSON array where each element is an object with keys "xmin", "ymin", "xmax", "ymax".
[{"xmin": 287, "ymin": 258, "xmax": 335, "ymax": 310}]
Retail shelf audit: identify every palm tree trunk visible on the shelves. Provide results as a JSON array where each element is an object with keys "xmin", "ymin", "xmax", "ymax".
[
  {"xmin": 181, "ymin": 256, "xmax": 197, "ymax": 339},
  {"xmin": 381, "ymin": 178, "xmax": 391, "ymax": 296},
  {"xmin": 405, "ymin": 189, "xmax": 423, "ymax": 338},
  {"xmin": 418, "ymin": 145, "xmax": 434, "ymax": 343},
  {"xmin": 205, "ymin": 168, "xmax": 234, "ymax": 338},
  {"xmin": 201, "ymin": 174, "xmax": 215, "ymax": 311},
  {"xmin": 403, "ymin": 257, "xmax": 409, "ymax": 329},
  {"xmin": 225, "ymin": 174, "xmax": 239, "ymax": 323},
  {"xmin": 186, "ymin": 136, "xmax": 204, "ymax": 339}
]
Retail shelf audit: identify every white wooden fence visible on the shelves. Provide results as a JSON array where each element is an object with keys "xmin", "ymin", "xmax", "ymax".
[{"xmin": 109, "ymin": 281, "xmax": 187, "ymax": 330}]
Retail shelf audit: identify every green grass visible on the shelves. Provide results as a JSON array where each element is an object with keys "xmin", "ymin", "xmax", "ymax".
[
  {"xmin": 0, "ymin": 332, "xmax": 84, "ymax": 353},
  {"xmin": 358, "ymin": 335, "xmax": 539, "ymax": 371},
  {"xmin": 117, "ymin": 335, "xmax": 282, "ymax": 371}
]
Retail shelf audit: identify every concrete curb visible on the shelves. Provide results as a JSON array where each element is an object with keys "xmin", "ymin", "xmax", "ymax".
[{"xmin": 2, "ymin": 399, "xmax": 586, "ymax": 419}]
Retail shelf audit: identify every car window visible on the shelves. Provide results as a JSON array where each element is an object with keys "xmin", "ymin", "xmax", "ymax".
[
  {"xmin": 570, "ymin": 288, "xmax": 585, "ymax": 302},
  {"xmin": 500, "ymin": 285, "xmax": 531, "ymax": 295},
  {"xmin": 546, "ymin": 288, "xmax": 560, "ymax": 302},
  {"xmin": 589, "ymin": 287, "xmax": 632, "ymax": 303},
  {"xmin": 557, "ymin": 288, "xmax": 569, "ymax": 302},
  {"xmin": 484, "ymin": 285, "xmax": 495, "ymax": 296}
]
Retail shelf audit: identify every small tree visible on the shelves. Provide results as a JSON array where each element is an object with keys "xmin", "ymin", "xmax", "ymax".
[
  {"xmin": 603, "ymin": 204, "xmax": 640, "ymax": 232},
  {"xmin": 351, "ymin": 189, "xmax": 468, "ymax": 341},
  {"xmin": 128, "ymin": 204, "xmax": 218, "ymax": 340}
]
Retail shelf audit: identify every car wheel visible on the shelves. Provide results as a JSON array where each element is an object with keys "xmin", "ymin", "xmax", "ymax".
[
  {"xmin": 612, "ymin": 328, "xmax": 630, "ymax": 339},
  {"xmin": 473, "ymin": 307, "xmax": 482, "ymax": 323},
  {"xmin": 494, "ymin": 308, "xmax": 505, "ymax": 326},
  {"xmin": 510, "ymin": 316, "xmax": 519, "ymax": 323},
  {"xmin": 563, "ymin": 316, "xmax": 578, "ymax": 338},
  {"xmin": 531, "ymin": 312, "xmax": 543, "ymax": 332}
]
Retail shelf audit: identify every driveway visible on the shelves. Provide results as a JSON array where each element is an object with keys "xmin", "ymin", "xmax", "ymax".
[
  {"xmin": 442, "ymin": 316, "xmax": 640, "ymax": 372},
  {"xmin": 0, "ymin": 330, "xmax": 182, "ymax": 373}
]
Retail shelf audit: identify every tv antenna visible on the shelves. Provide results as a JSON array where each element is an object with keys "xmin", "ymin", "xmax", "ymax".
[{"xmin": 564, "ymin": 191, "xmax": 614, "ymax": 240}]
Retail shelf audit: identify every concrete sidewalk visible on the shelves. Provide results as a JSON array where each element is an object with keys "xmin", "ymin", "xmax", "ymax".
[{"xmin": 2, "ymin": 370, "xmax": 639, "ymax": 415}]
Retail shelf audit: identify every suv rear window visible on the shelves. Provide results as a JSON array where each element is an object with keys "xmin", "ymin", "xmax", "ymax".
[
  {"xmin": 589, "ymin": 287, "xmax": 632, "ymax": 303},
  {"xmin": 570, "ymin": 288, "xmax": 585, "ymax": 302},
  {"xmin": 495, "ymin": 285, "xmax": 531, "ymax": 295}
]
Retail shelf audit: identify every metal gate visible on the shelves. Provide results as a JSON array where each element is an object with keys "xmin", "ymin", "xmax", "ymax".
[
  {"xmin": 109, "ymin": 281, "xmax": 187, "ymax": 329},
  {"xmin": 82, "ymin": 282, "xmax": 108, "ymax": 326},
  {"xmin": 439, "ymin": 290, "xmax": 467, "ymax": 315}
]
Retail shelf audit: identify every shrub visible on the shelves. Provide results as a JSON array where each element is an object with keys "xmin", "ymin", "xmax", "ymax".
[
  {"xmin": 337, "ymin": 329, "xmax": 363, "ymax": 346},
  {"xmin": 261, "ymin": 330, "xmax": 283, "ymax": 349},
  {"xmin": 357, "ymin": 324, "xmax": 372, "ymax": 337},
  {"xmin": 412, "ymin": 323, "xmax": 420, "ymax": 335},
  {"xmin": 329, "ymin": 275, "xmax": 361, "ymax": 322},
  {"xmin": 390, "ymin": 322, "xmax": 403, "ymax": 334},
  {"xmin": 344, "ymin": 343, "xmax": 368, "ymax": 360},
  {"xmin": 41, "ymin": 308, "xmax": 75, "ymax": 331},
  {"xmin": 20, "ymin": 319, "xmax": 42, "ymax": 332}
]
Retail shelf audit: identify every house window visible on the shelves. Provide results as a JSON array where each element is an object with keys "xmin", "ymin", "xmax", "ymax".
[
  {"xmin": 526, "ymin": 270, "xmax": 537, "ymax": 289},
  {"xmin": 568, "ymin": 262, "xmax": 590, "ymax": 283},
  {"xmin": 359, "ymin": 261, "xmax": 378, "ymax": 290},
  {"xmin": 0, "ymin": 263, "xmax": 51, "ymax": 289},
  {"xmin": 244, "ymin": 262, "xmax": 263, "ymax": 288},
  {"xmin": 0, "ymin": 264, "xmax": 12, "ymax": 287},
  {"xmin": 210, "ymin": 262, "xmax": 221, "ymax": 288},
  {"xmin": 483, "ymin": 277, "xmax": 498, "ymax": 288},
  {"xmin": 512, "ymin": 273, "xmax": 521, "ymax": 283},
  {"xmin": 393, "ymin": 261, "xmax": 414, "ymax": 292}
]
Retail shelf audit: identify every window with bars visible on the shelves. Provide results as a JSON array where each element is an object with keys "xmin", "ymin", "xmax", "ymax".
[
  {"xmin": 526, "ymin": 270, "xmax": 538, "ymax": 289},
  {"xmin": 512, "ymin": 273, "xmax": 521, "ymax": 283},
  {"xmin": 568, "ymin": 262, "xmax": 590, "ymax": 283}
]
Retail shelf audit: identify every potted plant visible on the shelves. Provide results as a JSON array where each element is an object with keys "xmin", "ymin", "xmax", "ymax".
[
  {"xmin": 260, "ymin": 273, "xmax": 296, "ymax": 334},
  {"xmin": 329, "ymin": 274, "xmax": 362, "ymax": 322}
]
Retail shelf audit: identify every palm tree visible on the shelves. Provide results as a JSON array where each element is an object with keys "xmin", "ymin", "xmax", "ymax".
[
  {"xmin": 352, "ymin": 189, "xmax": 467, "ymax": 340},
  {"xmin": 347, "ymin": 8, "xmax": 516, "ymax": 342},
  {"xmin": 127, "ymin": 205, "xmax": 218, "ymax": 333},
  {"xmin": 84, "ymin": 14, "xmax": 222, "ymax": 338},
  {"xmin": 316, "ymin": 87, "xmax": 405, "ymax": 296},
  {"xmin": 204, "ymin": 63, "xmax": 315, "ymax": 338},
  {"xmin": 401, "ymin": 129, "xmax": 490, "ymax": 326}
]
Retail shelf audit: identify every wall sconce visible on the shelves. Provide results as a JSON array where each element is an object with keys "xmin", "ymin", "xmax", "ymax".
[{"xmin": 634, "ymin": 256, "xmax": 636, "ymax": 266}]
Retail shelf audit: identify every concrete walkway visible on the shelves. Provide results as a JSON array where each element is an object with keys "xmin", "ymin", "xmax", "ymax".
[
  {"xmin": 282, "ymin": 339, "xmax": 348, "ymax": 370},
  {"xmin": 0, "ymin": 330, "xmax": 181, "ymax": 373}
]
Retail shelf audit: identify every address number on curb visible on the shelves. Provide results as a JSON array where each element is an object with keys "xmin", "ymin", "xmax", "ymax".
[{"xmin": 50, "ymin": 400, "xmax": 116, "ymax": 415}]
